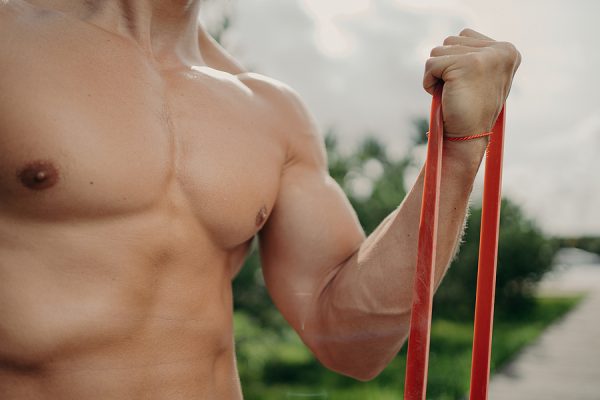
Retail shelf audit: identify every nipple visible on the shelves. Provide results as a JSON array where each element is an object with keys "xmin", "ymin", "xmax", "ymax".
[
  {"xmin": 17, "ymin": 160, "xmax": 59, "ymax": 190},
  {"xmin": 255, "ymin": 206, "xmax": 268, "ymax": 227}
]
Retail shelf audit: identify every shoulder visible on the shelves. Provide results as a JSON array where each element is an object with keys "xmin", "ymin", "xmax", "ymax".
[
  {"xmin": 238, "ymin": 72, "xmax": 311, "ymax": 128},
  {"xmin": 195, "ymin": 26, "xmax": 323, "ymax": 163},
  {"xmin": 238, "ymin": 72, "xmax": 328, "ymax": 169}
]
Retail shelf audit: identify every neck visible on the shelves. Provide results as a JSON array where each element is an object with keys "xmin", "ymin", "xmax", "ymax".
[{"xmin": 36, "ymin": 0, "xmax": 204, "ymax": 66}]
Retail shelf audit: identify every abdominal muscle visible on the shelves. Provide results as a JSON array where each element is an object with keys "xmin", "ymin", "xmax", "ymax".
[{"xmin": 0, "ymin": 205, "xmax": 246, "ymax": 400}]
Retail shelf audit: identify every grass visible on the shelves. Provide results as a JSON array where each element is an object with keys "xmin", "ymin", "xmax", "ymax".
[{"xmin": 234, "ymin": 295, "xmax": 585, "ymax": 400}]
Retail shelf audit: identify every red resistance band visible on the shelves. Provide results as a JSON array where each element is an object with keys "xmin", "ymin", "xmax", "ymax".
[{"xmin": 404, "ymin": 83, "xmax": 506, "ymax": 400}]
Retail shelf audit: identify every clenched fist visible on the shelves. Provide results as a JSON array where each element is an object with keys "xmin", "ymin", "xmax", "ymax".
[{"xmin": 424, "ymin": 28, "xmax": 521, "ymax": 138}]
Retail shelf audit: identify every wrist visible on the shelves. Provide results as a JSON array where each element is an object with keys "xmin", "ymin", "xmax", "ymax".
[
  {"xmin": 443, "ymin": 137, "xmax": 488, "ymax": 177},
  {"xmin": 444, "ymin": 121, "xmax": 494, "ymax": 139}
]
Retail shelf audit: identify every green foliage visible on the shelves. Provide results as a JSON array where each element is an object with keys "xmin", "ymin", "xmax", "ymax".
[
  {"xmin": 327, "ymin": 130, "xmax": 559, "ymax": 320},
  {"xmin": 411, "ymin": 117, "xmax": 429, "ymax": 146},
  {"xmin": 325, "ymin": 131, "xmax": 408, "ymax": 234},
  {"xmin": 553, "ymin": 236, "xmax": 600, "ymax": 255},
  {"xmin": 231, "ymin": 242, "xmax": 288, "ymax": 334},
  {"xmin": 434, "ymin": 199, "xmax": 558, "ymax": 320},
  {"xmin": 234, "ymin": 296, "xmax": 583, "ymax": 400}
]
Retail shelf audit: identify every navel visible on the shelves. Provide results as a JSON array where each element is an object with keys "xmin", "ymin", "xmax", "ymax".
[
  {"xmin": 255, "ymin": 205, "xmax": 268, "ymax": 227},
  {"xmin": 17, "ymin": 160, "xmax": 60, "ymax": 190}
]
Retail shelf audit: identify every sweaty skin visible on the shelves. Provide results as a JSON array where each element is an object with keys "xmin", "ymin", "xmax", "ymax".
[{"xmin": 0, "ymin": 1, "xmax": 520, "ymax": 399}]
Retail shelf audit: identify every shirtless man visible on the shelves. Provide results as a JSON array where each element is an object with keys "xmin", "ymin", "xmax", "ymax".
[{"xmin": 0, "ymin": 1, "xmax": 521, "ymax": 398}]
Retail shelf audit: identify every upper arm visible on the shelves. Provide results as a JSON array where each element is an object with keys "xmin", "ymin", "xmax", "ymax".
[{"xmin": 254, "ymin": 78, "xmax": 366, "ymax": 338}]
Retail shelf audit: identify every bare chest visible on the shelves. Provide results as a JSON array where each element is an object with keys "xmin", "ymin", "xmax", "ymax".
[{"xmin": 0, "ymin": 39, "xmax": 285, "ymax": 249}]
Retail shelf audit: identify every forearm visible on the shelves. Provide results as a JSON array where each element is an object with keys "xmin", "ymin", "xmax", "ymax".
[{"xmin": 304, "ymin": 138, "xmax": 488, "ymax": 380}]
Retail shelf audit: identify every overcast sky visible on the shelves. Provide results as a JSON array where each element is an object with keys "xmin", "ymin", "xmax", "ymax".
[{"xmin": 201, "ymin": 0, "xmax": 600, "ymax": 237}]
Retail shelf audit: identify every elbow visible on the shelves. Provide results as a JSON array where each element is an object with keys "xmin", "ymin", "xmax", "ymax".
[
  {"xmin": 345, "ymin": 370, "xmax": 382, "ymax": 383},
  {"xmin": 346, "ymin": 366, "xmax": 385, "ymax": 383},
  {"xmin": 312, "ymin": 339, "xmax": 403, "ymax": 382},
  {"xmin": 302, "ymin": 294, "xmax": 412, "ymax": 382},
  {"xmin": 317, "ymin": 350, "xmax": 387, "ymax": 382}
]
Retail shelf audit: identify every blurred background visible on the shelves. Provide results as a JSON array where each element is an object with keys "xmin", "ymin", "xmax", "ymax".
[{"xmin": 199, "ymin": 1, "xmax": 600, "ymax": 399}]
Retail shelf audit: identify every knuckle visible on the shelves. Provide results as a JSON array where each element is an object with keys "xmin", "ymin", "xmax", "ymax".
[
  {"xmin": 466, "ymin": 53, "xmax": 485, "ymax": 72},
  {"xmin": 459, "ymin": 27, "xmax": 472, "ymax": 36},
  {"xmin": 515, "ymin": 49, "xmax": 522, "ymax": 67},
  {"xmin": 497, "ymin": 41, "xmax": 514, "ymax": 54},
  {"xmin": 429, "ymin": 45, "xmax": 444, "ymax": 56},
  {"xmin": 510, "ymin": 44, "xmax": 522, "ymax": 64},
  {"xmin": 499, "ymin": 41, "xmax": 522, "ymax": 66},
  {"xmin": 443, "ymin": 36, "xmax": 457, "ymax": 46},
  {"xmin": 425, "ymin": 57, "xmax": 435, "ymax": 70}
]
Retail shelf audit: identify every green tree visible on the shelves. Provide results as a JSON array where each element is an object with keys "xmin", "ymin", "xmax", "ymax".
[
  {"xmin": 553, "ymin": 236, "xmax": 600, "ymax": 255},
  {"xmin": 434, "ymin": 198, "xmax": 557, "ymax": 320}
]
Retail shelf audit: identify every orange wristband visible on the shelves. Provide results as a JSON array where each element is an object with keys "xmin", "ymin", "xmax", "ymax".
[
  {"xmin": 445, "ymin": 131, "xmax": 493, "ymax": 141},
  {"xmin": 426, "ymin": 131, "xmax": 493, "ymax": 141}
]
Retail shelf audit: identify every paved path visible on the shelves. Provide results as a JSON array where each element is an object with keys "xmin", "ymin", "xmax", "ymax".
[{"xmin": 488, "ymin": 263, "xmax": 600, "ymax": 400}]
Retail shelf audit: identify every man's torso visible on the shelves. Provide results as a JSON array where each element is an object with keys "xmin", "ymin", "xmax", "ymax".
[{"xmin": 0, "ymin": 4, "xmax": 287, "ymax": 399}]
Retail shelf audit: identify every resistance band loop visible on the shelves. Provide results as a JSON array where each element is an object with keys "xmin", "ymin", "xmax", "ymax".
[
  {"xmin": 404, "ymin": 83, "xmax": 506, "ymax": 400},
  {"xmin": 469, "ymin": 101, "xmax": 505, "ymax": 400}
]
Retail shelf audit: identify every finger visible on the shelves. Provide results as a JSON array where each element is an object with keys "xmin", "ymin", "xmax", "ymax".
[
  {"xmin": 459, "ymin": 28, "xmax": 495, "ymax": 41},
  {"xmin": 423, "ymin": 54, "xmax": 461, "ymax": 95},
  {"xmin": 443, "ymin": 35, "xmax": 493, "ymax": 47},
  {"xmin": 430, "ymin": 44, "xmax": 483, "ymax": 57}
]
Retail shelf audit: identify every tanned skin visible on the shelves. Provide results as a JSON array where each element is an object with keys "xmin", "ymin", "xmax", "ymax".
[{"xmin": 0, "ymin": 1, "xmax": 520, "ymax": 398}]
